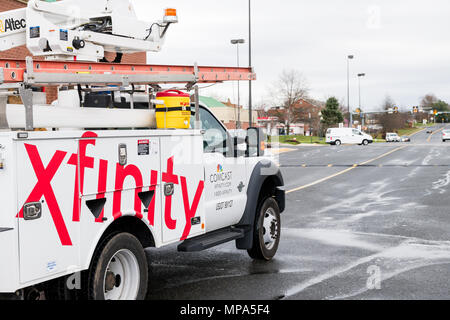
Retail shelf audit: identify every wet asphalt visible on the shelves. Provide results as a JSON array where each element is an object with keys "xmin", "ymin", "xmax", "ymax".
[{"xmin": 146, "ymin": 124, "xmax": 450, "ymax": 300}]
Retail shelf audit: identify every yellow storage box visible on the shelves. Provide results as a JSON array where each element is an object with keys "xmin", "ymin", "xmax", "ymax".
[{"xmin": 155, "ymin": 90, "xmax": 191, "ymax": 129}]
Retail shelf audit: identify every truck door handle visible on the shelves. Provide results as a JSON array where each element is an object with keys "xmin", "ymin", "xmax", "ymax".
[
  {"xmin": 23, "ymin": 202, "xmax": 42, "ymax": 221},
  {"xmin": 164, "ymin": 183, "xmax": 175, "ymax": 196}
]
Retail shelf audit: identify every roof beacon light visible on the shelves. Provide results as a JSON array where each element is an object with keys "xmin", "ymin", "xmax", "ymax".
[{"xmin": 164, "ymin": 8, "xmax": 178, "ymax": 23}]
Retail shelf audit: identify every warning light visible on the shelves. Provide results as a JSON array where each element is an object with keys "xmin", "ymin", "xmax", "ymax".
[
  {"xmin": 164, "ymin": 8, "xmax": 178, "ymax": 23},
  {"xmin": 165, "ymin": 8, "xmax": 177, "ymax": 16}
]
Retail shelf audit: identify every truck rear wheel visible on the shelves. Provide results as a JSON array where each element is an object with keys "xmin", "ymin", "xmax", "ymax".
[
  {"xmin": 247, "ymin": 197, "xmax": 281, "ymax": 261},
  {"xmin": 88, "ymin": 233, "xmax": 148, "ymax": 300}
]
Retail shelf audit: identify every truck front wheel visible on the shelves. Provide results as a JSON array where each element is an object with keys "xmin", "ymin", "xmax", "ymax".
[
  {"xmin": 88, "ymin": 233, "xmax": 148, "ymax": 300},
  {"xmin": 247, "ymin": 197, "xmax": 281, "ymax": 261}
]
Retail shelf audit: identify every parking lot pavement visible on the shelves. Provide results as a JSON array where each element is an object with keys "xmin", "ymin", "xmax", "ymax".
[{"xmin": 147, "ymin": 128, "xmax": 450, "ymax": 300}]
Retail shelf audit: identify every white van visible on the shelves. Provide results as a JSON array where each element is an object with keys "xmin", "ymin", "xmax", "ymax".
[
  {"xmin": 326, "ymin": 128, "xmax": 373, "ymax": 146},
  {"xmin": 386, "ymin": 133, "xmax": 401, "ymax": 142}
]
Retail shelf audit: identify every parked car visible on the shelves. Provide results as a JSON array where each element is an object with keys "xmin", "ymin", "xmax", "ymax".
[
  {"xmin": 386, "ymin": 133, "xmax": 401, "ymax": 142},
  {"xmin": 442, "ymin": 130, "xmax": 450, "ymax": 142},
  {"xmin": 401, "ymin": 136, "xmax": 411, "ymax": 142},
  {"xmin": 326, "ymin": 128, "xmax": 373, "ymax": 146}
]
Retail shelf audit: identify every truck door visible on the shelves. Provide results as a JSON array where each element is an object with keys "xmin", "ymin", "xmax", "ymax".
[
  {"xmin": 160, "ymin": 134, "xmax": 206, "ymax": 244},
  {"xmin": 16, "ymin": 138, "xmax": 80, "ymax": 284},
  {"xmin": 196, "ymin": 107, "xmax": 247, "ymax": 232}
]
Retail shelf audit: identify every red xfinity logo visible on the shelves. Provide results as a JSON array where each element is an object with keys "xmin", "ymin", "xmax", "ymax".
[{"xmin": 17, "ymin": 132, "xmax": 204, "ymax": 246}]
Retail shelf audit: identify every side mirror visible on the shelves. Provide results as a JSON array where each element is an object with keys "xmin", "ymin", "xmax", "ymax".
[{"xmin": 246, "ymin": 127, "xmax": 265, "ymax": 157}]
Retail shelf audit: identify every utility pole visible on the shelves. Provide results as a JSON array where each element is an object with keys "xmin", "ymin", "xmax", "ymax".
[
  {"xmin": 347, "ymin": 55, "xmax": 354, "ymax": 127},
  {"xmin": 231, "ymin": 39, "xmax": 245, "ymax": 129},
  {"xmin": 358, "ymin": 73, "xmax": 366, "ymax": 127},
  {"xmin": 248, "ymin": 0, "xmax": 253, "ymax": 127},
  {"xmin": 309, "ymin": 112, "xmax": 312, "ymax": 144}
]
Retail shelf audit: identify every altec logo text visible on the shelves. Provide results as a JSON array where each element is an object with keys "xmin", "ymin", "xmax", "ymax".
[
  {"xmin": 17, "ymin": 132, "xmax": 205, "ymax": 246},
  {"xmin": 0, "ymin": 18, "xmax": 26, "ymax": 33}
]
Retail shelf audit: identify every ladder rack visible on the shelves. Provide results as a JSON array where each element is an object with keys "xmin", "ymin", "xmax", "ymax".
[
  {"xmin": 0, "ymin": 57, "xmax": 256, "ymax": 131},
  {"xmin": 0, "ymin": 57, "xmax": 256, "ymax": 86}
]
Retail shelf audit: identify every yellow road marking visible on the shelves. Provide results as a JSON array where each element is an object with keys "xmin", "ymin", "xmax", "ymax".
[
  {"xmin": 271, "ymin": 148, "xmax": 296, "ymax": 155},
  {"xmin": 409, "ymin": 128, "xmax": 426, "ymax": 137},
  {"xmin": 359, "ymin": 146, "xmax": 406, "ymax": 165},
  {"xmin": 427, "ymin": 127, "xmax": 445, "ymax": 142},
  {"xmin": 286, "ymin": 147, "xmax": 406, "ymax": 194}
]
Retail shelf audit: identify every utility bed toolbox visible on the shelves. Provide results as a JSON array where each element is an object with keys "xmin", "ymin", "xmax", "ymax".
[{"xmin": 0, "ymin": 129, "xmax": 206, "ymax": 290}]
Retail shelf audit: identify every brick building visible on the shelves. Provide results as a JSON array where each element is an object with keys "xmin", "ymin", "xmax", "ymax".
[
  {"xmin": 266, "ymin": 98, "xmax": 324, "ymax": 136},
  {"xmin": 0, "ymin": 0, "xmax": 147, "ymax": 103},
  {"xmin": 197, "ymin": 96, "xmax": 257, "ymax": 130}
]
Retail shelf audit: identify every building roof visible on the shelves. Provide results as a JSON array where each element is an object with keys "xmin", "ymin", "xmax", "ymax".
[{"xmin": 199, "ymin": 96, "xmax": 228, "ymax": 108}]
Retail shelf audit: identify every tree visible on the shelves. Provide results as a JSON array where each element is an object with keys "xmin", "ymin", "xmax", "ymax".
[
  {"xmin": 321, "ymin": 97, "xmax": 344, "ymax": 127},
  {"xmin": 271, "ymin": 69, "xmax": 309, "ymax": 135},
  {"xmin": 420, "ymin": 94, "xmax": 438, "ymax": 109},
  {"xmin": 382, "ymin": 95, "xmax": 396, "ymax": 111},
  {"xmin": 431, "ymin": 100, "xmax": 449, "ymax": 112},
  {"xmin": 378, "ymin": 96, "xmax": 406, "ymax": 135}
]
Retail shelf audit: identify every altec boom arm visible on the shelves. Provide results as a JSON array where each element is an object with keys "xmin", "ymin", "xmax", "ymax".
[{"xmin": 0, "ymin": 0, "xmax": 179, "ymax": 61}]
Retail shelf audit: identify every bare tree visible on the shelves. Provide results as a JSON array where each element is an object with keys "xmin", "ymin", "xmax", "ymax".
[
  {"xmin": 378, "ymin": 95, "xmax": 407, "ymax": 136},
  {"xmin": 382, "ymin": 95, "xmax": 396, "ymax": 111},
  {"xmin": 272, "ymin": 69, "xmax": 309, "ymax": 135},
  {"xmin": 420, "ymin": 93, "xmax": 438, "ymax": 109}
]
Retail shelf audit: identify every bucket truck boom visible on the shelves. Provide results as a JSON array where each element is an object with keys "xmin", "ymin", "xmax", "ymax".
[{"xmin": 0, "ymin": 0, "xmax": 178, "ymax": 62}]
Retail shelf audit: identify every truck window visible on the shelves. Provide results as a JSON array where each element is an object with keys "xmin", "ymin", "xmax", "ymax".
[{"xmin": 192, "ymin": 107, "xmax": 229, "ymax": 154}]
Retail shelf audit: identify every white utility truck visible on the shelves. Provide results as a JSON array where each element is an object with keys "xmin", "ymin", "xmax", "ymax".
[{"xmin": 0, "ymin": 0, "xmax": 285, "ymax": 300}]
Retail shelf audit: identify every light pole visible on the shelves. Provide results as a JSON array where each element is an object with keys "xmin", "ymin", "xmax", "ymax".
[
  {"xmin": 231, "ymin": 39, "xmax": 245, "ymax": 129},
  {"xmin": 248, "ymin": 0, "xmax": 253, "ymax": 127},
  {"xmin": 347, "ymin": 55, "xmax": 354, "ymax": 127},
  {"xmin": 358, "ymin": 73, "xmax": 365, "ymax": 127}
]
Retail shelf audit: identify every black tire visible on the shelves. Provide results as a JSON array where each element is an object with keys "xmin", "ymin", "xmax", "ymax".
[
  {"xmin": 247, "ymin": 197, "xmax": 281, "ymax": 261},
  {"xmin": 44, "ymin": 274, "xmax": 83, "ymax": 300},
  {"xmin": 362, "ymin": 140, "xmax": 369, "ymax": 146},
  {"xmin": 335, "ymin": 140, "xmax": 341, "ymax": 146},
  {"xmin": 88, "ymin": 233, "xmax": 148, "ymax": 300}
]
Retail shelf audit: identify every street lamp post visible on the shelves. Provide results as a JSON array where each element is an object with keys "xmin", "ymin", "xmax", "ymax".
[
  {"xmin": 248, "ymin": 0, "xmax": 253, "ymax": 127},
  {"xmin": 347, "ymin": 55, "xmax": 354, "ymax": 127},
  {"xmin": 231, "ymin": 39, "xmax": 245, "ymax": 129},
  {"xmin": 358, "ymin": 73, "xmax": 366, "ymax": 127}
]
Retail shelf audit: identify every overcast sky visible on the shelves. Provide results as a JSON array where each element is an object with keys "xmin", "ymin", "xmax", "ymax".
[{"xmin": 132, "ymin": 0, "xmax": 450, "ymax": 112}]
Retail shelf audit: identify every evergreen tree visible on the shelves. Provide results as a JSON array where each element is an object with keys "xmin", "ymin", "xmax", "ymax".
[{"xmin": 321, "ymin": 97, "xmax": 344, "ymax": 126}]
